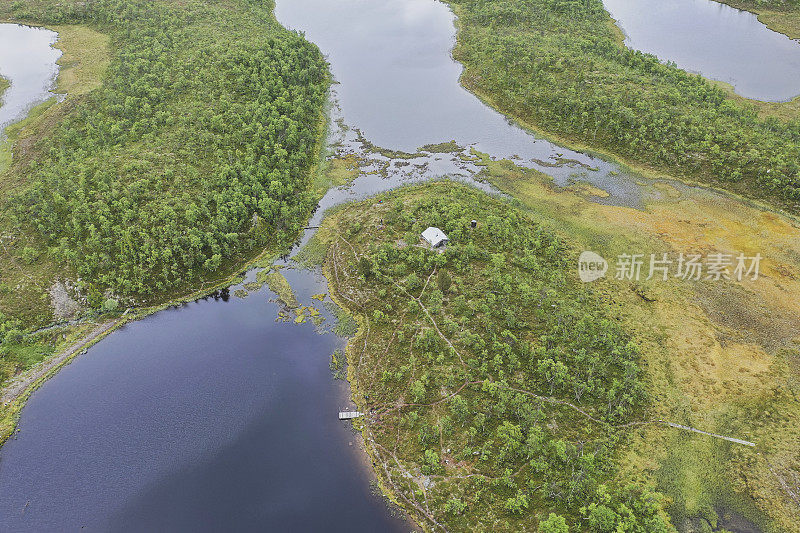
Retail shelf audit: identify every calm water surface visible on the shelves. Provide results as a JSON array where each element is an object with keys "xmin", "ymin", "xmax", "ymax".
[
  {"xmin": 0, "ymin": 23, "xmax": 410, "ymax": 531},
  {"xmin": 276, "ymin": 0, "xmax": 665, "ymax": 206},
  {"xmin": 0, "ymin": 0, "xmax": 770, "ymax": 530},
  {"xmin": 0, "ymin": 272, "xmax": 409, "ymax": 531},
  {"xmin": 0, "ymin": 24, "xmax": 61, "ymax": 136},
  {"xmin": 603, "ymin": 0, "xmax": 800, "ymax": 102}
]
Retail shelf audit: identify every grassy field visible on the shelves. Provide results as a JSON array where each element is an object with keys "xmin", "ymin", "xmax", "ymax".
[
  {"xmin": 313, "ymin": 1, "xmax": 800, "ymax": 516},
  {"xmin": 50, "ymin": 24, "xmax": 111, "ymax": 96},
  {"xmin": 313, "ymin": 149, "xmax": 800, "ymax": 531},
  {"xmin": 472, "ymin": 154, "xmax": 800, "ymax": 531},
  {"xmin": 437, "ymin": 16, "xmax": 800, "ymax": 527},
  {"xmin": 0, "ymin": 24, "xmax": 111, "ymax": 176},
  {"xmin": 0, "ymin": 25, "xmax": 109, "ymax": 329},
  {"xmin": 0, "ymin": 24, "xmax": 112, "ymax": 411}
]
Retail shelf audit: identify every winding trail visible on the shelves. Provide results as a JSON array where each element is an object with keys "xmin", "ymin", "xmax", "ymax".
[
  {"xmin": 1, "ymin": 318, "xmax": 121, "ymax": 405},
  {"xmin": 327, "ymin": 227, "xmax": 764, "ymax": 530}
]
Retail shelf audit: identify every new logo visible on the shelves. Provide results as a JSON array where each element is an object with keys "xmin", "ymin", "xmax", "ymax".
[{"xmin": 578, "ymin": 251, "xmax": 608, "ymax": 282}]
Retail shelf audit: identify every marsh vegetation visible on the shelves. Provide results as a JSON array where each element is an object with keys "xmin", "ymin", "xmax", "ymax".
[{"xmin": 319, "ymin": 182, "xmax": 674, "ymax": 531}]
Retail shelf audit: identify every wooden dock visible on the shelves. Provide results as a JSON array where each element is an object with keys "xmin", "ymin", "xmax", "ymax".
[
  {"xmin": 338, "ymin": 411, "xmax": 364, "ymax": 420},
  {"xmin": 663, "ymin": 421, "xmax": 755, "ymax": 447}
]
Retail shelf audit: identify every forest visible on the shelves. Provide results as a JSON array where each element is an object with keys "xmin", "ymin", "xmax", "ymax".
[
  {"xmin": 319, "ymin": 182, "xmax": 674, "ymax": 532},
  {"xmin": 1, "ymin": 0, "xmax": 328, "ymax": 299},
  {"xmin": 0, "ymin": 0, "xmax": 327, "ymax": 399},
  {"xmin": 447, "ymin": 0, "xmax": 800, "ymax": 211}
]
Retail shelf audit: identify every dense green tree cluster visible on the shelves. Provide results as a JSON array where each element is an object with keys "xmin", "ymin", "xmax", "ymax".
[
  {"xmin": 366, "ymin": 193, "xmax": 643, "ymax": 419},
  {"xmin": 449, "ymin": 0, "xmax": 800, "ymax": 208},
  {"xmin": 325, "ymin": 183, "xmax": 671, "ymax": 531},
  {"xmin": 5, "ymin": 0, "xmax": 328, "ymax": 295}
]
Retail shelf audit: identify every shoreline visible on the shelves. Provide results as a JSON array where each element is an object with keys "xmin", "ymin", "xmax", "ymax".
[
  {"xmin": 301, "ymin": 3, "xmax": 800, "ymax": 526},
  {"xmin": 323, "ymin": 224, "xmax": 447, "ymax": 532},
  {"xmin": 2, "ymin": 0, "xmax": 799, "ymax": 528},
  {"xmin": 324, "ymin": 259, "xmax": 427, "ymax": 530},
  {"xmin": 5, "ymin": 0, "xmax": 798, "ymax": 437},
  {"xmin": 329, "ymin": 338, "xmax": 420, "ymax": 531},
  {"xmin": 0, "ymin": 75, "xmax": 8, "ymax": 107},
  {"xmin": 0, "ymin": 244, "xmax": 277, "ymax": 445},
  {"xmin": 709, "ymin": 0, "xmax": 800, "ymax": 40},
  {"xmin": 317, "ymin": 169, "xmax": 800, "ymax": 531},
  {"xmin": 0, "ymin": 65, "xmax": 331, "ymax": 446},
  {"xmin": 445, "ymin": 1, "xmax": 800, "ymax": 220}
]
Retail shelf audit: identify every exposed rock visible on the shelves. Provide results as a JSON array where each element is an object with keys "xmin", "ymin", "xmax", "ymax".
[{"xmin": 49, "ymin": 281, "xmax": 81, "ymax": 319}]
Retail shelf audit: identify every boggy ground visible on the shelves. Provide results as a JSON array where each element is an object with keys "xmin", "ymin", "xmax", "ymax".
[
  {"xmin": 317, "ymin": 181, "xmax": 671, "ymax": 531},
  {"xmin": 434, "ymin": 0, "xmax": 800, "ymax": 526},
  {"xmin": 445, "ymin": 0, "xmax": 800, "ymax": 216},
  {"xmin": 470, "ymin": 156, "xmax": 800, "ymax": 531},
  {"xmin": 316, "ymin": 162, "xmax": 800, "ymax": 531}
]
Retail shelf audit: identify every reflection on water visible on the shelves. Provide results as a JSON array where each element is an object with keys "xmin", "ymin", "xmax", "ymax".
[
  {"xmin": 0, "ymin": 272, "xmax": 409, "ymax": 531},
  {"xmin": 0, "ymin": 0, "xmax": 779, "ymax": 529},
  {"xmin": 275, "ymin": 0, "xmax": 698, "ymax": 209},
  {"xmin": 0, "ymin": 24, "xmax": 61, "ymax": 136},
  {"xmin": 603, "ymin": 0, "xmax": 800, "ymax": 102}
]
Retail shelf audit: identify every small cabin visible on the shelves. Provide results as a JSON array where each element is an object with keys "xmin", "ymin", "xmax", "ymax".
[{"xmin": 421, "ymin": 227, "xmax": 449, "ymax": 248}]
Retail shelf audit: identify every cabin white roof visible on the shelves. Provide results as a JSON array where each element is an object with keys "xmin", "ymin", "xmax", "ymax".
[{"xmin": 421, "ymin": 227, "xmax": 449, "ymax": 247}]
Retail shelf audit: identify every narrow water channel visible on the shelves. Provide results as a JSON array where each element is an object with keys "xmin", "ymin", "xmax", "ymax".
[
  {"xmin": 603, "ymin": 0, "xmax": 800, "ymax": 102},
  {"xmin": 276, "ymin": 0, "xmax": 655, "ymax": 208},
  {"xmin": 0, "ymin": 0, "xmax": 785, "ymax": 530}
]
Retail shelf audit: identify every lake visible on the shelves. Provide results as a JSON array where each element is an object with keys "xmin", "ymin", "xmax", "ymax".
[
  {"xmin": 0, "ymin": 270, "xmax": 410, "ymax": 531},
  {"xmin": 603, "ymin": 0, "xmax": 800, "ymax": 102},
  {"xmin": 0, "ymin": 0, "xmax": 775, "ymax": 530}
]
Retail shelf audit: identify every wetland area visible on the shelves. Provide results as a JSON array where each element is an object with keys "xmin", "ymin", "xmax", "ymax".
[{"xmin": 1, "ymin": 0, "xmax": 799, "ymax": 531}]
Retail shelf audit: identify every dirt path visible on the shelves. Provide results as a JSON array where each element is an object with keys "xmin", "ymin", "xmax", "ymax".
[{"xmin": 1, "ymin": 319, "xmax": 121, "ymax": 405}]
